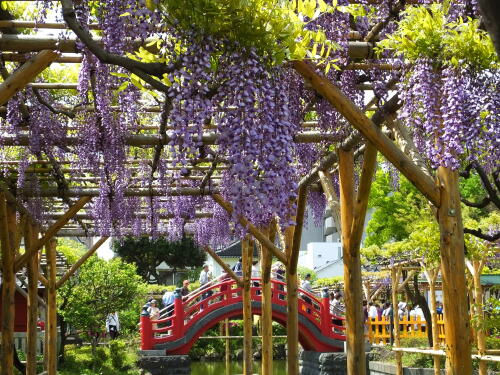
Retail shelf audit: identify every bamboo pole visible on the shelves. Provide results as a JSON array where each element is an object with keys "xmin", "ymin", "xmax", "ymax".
[
  {"xmin": 426, "ymin": 267, "xmax": 442, "ymax": 375},
  {"xmin": 0, "ymin": 50, "xmax": 59, "ymax": 105},
  {"xmin": 472, "ymin": 260, "xmax": 487, "ymax": 375},
  {"xmin": 212, "ymin": 194, "xmax": 287, "ymax": 264},
  {"xmin": 15, "ymin": 196, "xmax": 92, "ymax": 270},
  {"xmin": 293, "ymin": 60, "xmax": 440, "ymax": 207},
  {"xmin": 225, "ymin": 318, "xmax": 231, "ymax": 375},
  {"xmin": 56, "ymin": 237, "xmax": 108, "ymax": 289},
  {"xmin": 25, "ymin": 223, "xmax": 39, "ymax": 375},
  {"xmin": 436, "ymin": 167, "xmax": 472, "ymax": 375},
  {"xmin": 391, "ymin": 267, "xmax": 403, "ymax": 375},
  {"xmin": 241, "ymin": 238, "xmax": 253, "ymax": 375},
  {"xmin": 261, "ymin": 224, "xmax": 276, "ymax": 375},
  {"xmin": 0, "ymin": 194, "xmax": 15, "ymax": 375},
  {"xmin": 204, "ymin": 246, "xmax": 244, "ymax": 288},
  {"xmin": 46, "ymin": 239, "xmax": 58, "ymax": 375},
  {"xmin": 337, "ymin": 149, "xmax": 367, "ymax": 375},
  {"xmin": 286, "ymin": 186, "xmax": 307, "ymax": 375}
]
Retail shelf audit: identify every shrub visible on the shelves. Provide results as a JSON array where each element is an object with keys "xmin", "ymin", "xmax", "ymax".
[{"xmin": 109, "ymin": 340, "xmax": 127, "ymax": 370}]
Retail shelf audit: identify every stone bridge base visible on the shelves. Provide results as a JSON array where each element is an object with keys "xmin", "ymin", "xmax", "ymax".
[
  {"xmin": 300, "ymin": 351, "xmax": 351, "ymax": 375},
  {"xmin": 137, "ymin": 351, "xmax": 190, "ymax": 375}
]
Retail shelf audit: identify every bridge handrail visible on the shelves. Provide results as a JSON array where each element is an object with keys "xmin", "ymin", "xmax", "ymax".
[{"xmin": 140, "ymin": 276, "xmax": 346, "ymax": 350}]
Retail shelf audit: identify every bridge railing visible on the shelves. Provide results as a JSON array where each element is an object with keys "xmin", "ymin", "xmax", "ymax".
[{"xmin": 140, "ymin": 278, "xmax": 345, "ymax": 350}]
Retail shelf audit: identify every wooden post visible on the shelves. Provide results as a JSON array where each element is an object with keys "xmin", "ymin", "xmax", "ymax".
[
  {"xmin": 46, "ymin": 239, "xmax": 58, "ymax": 375},
  {"xmin": 261, "ymin": 225, "xmax": 275, "ymax": 375},
  {"xmin": 0, "ymin": 193, "xmax": 15, "ymax": 375},
  {"xmin": 0, "ymin": 50, "xmax": 59, "ymax": 105},
  {"xmin": 427, "ymin": 267, "xmax": 441, "ymax": 375},
  {"xmin": 242, "ymin": 238, "xmax": 253, "ymax": 375},
  {"xmin": 225, "ymin": 318, "xmax": 231, "ymax": 375},
  {"xmin": 437, "ymin": 167, "xmax": 472, "ymax": 374},
  {"xmin": 337, "ymin": 148, "xmax": 367, "ymax": 375},
  {"xmin": 287, "ymin": 186, "xmax": 307, "ymax": 375},
  {"xmin": 25, "ymin": 223, "xmax": 39, "ymax": 375},
  {"xmin": 471, "ymin": 260, "xmax": 487, "ymax": 375},
  {"xmin": 391, "ymin": 267, "xmax": 403, "ymax": 375}
]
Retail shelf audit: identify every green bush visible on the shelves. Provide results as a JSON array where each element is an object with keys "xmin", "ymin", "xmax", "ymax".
[
  {"xmin": 315, "ymin": 276, "xmax": 343, "ymax": 289},
  {"xmin": 399, "ymin": 338, "xmax": 434, "ymax": 369},
  {"xmin": 109, "ymin": 340, "xmax": 127, "ymax": 370}
]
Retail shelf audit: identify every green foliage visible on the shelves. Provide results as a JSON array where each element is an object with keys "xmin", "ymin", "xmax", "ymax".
[
  {"xmin": 59, "ymin": 257, "xmax": 146, "ymax": 349},
  {"xmin": 58, "ymin": 344, "xmax": 140, "ymax": 375},
  {"xmin": 315, "ymin": 276, "xmax": 343, "ymax": 288},
  {"xmin": 365, "ymin": 167, "xmax": 429, "ymax": 247},
  {"xmin": 109, "ymin": 340, "xmax": 128, "ymax": 370},
  {"xmin": 112, "ymin": 235, "xmax": 206, "ymax": 283},
  {"xmin": 297, "ymin": 265, "xmax": 317, "ymax": 282},
  {"xmin": 399, "ymin": 338, "xmax": 434, "ymax": 368},
  {"xmin": 56, "ymin": 238, "xmax": 87, "ymax": 264},
  {"xmin": 376, "ymin": 4, "xmax": 498, "ymax": 70},
  {"xmin": 156, "ymin": 0, "xmax": 337, "ymax": 64}
]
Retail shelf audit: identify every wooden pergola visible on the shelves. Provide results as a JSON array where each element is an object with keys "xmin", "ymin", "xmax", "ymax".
[{"xmin": 0, "ymin": 4, "xmax": 474, "ymax": 375}]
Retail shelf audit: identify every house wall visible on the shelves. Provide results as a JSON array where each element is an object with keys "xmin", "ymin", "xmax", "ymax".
[{"xmin": 205, "ymin": 256, "xmax": 239, "ymax": 279}]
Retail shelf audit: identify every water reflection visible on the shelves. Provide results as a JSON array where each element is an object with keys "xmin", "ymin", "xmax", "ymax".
[{"xmin": 191, "ymin": 360, "xmax": 287, "ymax": 375}]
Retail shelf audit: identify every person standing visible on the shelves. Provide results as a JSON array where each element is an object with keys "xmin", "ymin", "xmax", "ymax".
[
  {"xmin": 106, "ymin": 312, "xmax": 120, "ymax": 339},
  {"xmin": 232, "ymin": 257, "xmax": 243, "ymax": 276},
  {"xmin": 301, "ymin": 274, "xmax": 314, "ymax": 306},
  {"xmin": 199, "ymin": 264, "xmax": 213, "ymax": 304},
  {"xmin": 181, "ymin": 280, "xmax": 190, "ymax": 298},
  {"xmin": 148, "ymin": 300, "xmax": 160, "ymax": 330}
]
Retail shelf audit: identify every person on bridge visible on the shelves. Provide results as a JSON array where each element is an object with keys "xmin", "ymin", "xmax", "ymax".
[
  {"xmin": 199, "ymin": 264, "xmax": 213, "ymax": 307},
  {"xmin": 148, "ymin": 300, "xmax": 160, "ymax": 331},
  {"xmin": 301, "ymin": 274, "xmax": 314, "ymax": 307},
  {"xmin": 181, "ymin": 280, "xmax": 190, "ymax": 299},
  {"xmin": 232, "ymin": 257, "xmax": 243, "ymax": 276}
]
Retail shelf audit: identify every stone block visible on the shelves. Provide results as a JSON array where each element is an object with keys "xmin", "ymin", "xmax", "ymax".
[{"xmin": 137, "ymin": 354, "xmax": 191, "ymax": 375}]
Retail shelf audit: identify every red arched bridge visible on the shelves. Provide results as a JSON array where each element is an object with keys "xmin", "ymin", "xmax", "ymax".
[{"xmin": 140, "ymin": 278, "xmax": 346, "ymax": 354}]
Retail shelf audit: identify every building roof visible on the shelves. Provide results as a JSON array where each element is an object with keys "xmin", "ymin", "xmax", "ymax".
[
  {"xmin": 481, "ymin": 274, "xmax": 500, "ymax": 285},
  {"xmin": 216, "ymin": 240, "xmax": 259, "ymax": 258}
]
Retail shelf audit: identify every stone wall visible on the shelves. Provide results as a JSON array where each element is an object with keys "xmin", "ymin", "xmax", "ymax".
[
  {"xmin": 300, "ymin": 351, "xmax": 352, "ymax": 375},
  {"xmin": 137, "ymin": 351, "xmax": 190, "ymax": 375},
  {"xmin": 369, "ymin": 361, "xmax": 445, "ymax": 375}
]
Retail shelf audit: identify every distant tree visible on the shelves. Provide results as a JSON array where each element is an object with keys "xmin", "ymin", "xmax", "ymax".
[
  {"xmin": 112, "ymin": 235, "xmax": 206, "ymax": 283},
  {"xmin": 59, "ymin": 257, "xmax": 146, "ymax": 357}
]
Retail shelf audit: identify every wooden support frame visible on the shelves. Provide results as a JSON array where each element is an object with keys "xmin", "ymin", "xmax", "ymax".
[
  {"xmin": 46, "ymin": 239, "xmax": 58, "ymax": 375},
  {"xmin": 241, "ymin": 238, "xmax": 253, "ymax": 375},
  {"xmin": 56, "ymin": 237, "xmax": 108, "ymax": 289},
  {"xmin": 0, "ymin": 193, "xmax": 15, "ymax": 375},
  {"xmin": 391, "ymin": 266, "xmax": 403, "ymax": 375},
  {"xmin": 212, "ymin": 194, "xmax": 287, "ymax": 264},
  {"xmin": 293, "ymin": 60, "xmax": 440, "ymax": 207},
  {"xmin": 0, "ymin": 49, "xmax": 59, "ymax": 105},
  {"xmin": 25, "ymin": 223, "xmax": 39, "ymax": 375},
  {"xmin": 437, "ymin": 167, "xmax": 472, "ymax": 374},
  {"xmin": 286, "ymin": 186, "xmax": 307, "ymax": 375},
  {"xmin": 15, "ymin": 196, "xmax": 92, "ymax": 271},
  {"xmin": 337, "ymin": 148, "xmax": 367, "ymax": 375},
  {"xmin": 204, "ymin": 246, "xmax": 244, "ymax": 288}
]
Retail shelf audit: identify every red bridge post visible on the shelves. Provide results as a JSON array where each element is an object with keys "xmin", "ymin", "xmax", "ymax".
[
  {"xmin": 321, "ymin": 288, "xmax": 331, "ymax": 336},
  {"xmin": 174, "ymin": 288, "xmax": 184, "ymax": 339},
  {"xmin": 140, "ymin": 304, "xmax": 153, "ymax": 350}
]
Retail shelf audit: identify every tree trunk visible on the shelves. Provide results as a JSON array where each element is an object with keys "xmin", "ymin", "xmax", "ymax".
[{"xmin": 403, "ymin": 273, "xmax": 433, "ymax": 346}]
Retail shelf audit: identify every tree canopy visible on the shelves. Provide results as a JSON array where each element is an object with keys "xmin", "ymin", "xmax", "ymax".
[{"xmin": 112, "ymin": 235, "xmax": 206, "ymax": 283}]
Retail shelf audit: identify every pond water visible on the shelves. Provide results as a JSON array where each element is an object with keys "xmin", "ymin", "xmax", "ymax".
[{"xmin": 191, "ymin": 360, "xmax": 287, "ymax": 375}]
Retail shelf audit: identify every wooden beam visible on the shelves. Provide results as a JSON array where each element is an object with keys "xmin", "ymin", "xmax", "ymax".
[
  {"xmin": 46, "ymin": 239, "xmax": 58, "ymax": 375},
  {"xmin": 437, "ymin": 166, "xmax": 472, "ymax": 374},
  {"xmin": 0, "ymin": 194, "xmax": 15, "ymax": 375},
  {"xmin": 397, "ymin": 270, "xmax": 418, "ymax": 292},
  {"xmin": 0, "ymin": 50, "xmax": 59, "ymax": 105},
  {"xmin": 212, "ymin": 194, "xmax": 287, "ymax": 264},
  {"xmin": 293, "ymin": 60, "xmax": 440, "ymax": 207},
  {"xmin": 261, "ymin": 224, "xmax": 276, "ymax": 375},
  {"xmin": 421, "ymin": 264, "xmax": 441, "ymax": 375},
  {"xmin": 25, "ymin": 223, "xmax": 39, "ymax": 375},
  {"xmin": 392, "ymin": 267, "xmax": 403, "ymax": 375},
  {"xmin": 15, "ymin": 196, "xmax": 92, "ymax": 271},
  {"xmin": 338, "ymin": 149, "xmax": 367, "ymax": 375},
  {"xmin": 56, "ymin": 237, "xmax": 108, "ymax": 289},
  {"xmin": 288, "ymin": 186, "xmax": 307, "ymax": 274},
  {"xmin": 204, "ymin": 246, "xmax": 244, "ymax": 288},
  {"xmin": 241, "ymin": 238, "xmax": 253, "ymax": 375},
  {"xmin": 350, "ymin": 142, "xmax": 378, "ymax": 251}
]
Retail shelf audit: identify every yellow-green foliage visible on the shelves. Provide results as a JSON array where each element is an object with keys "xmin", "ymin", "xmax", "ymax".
[{"xmin": 377, "ymin": 3, "xmax": 498, "ymax": 70}]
